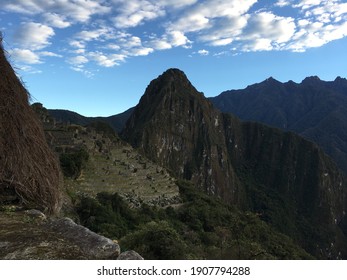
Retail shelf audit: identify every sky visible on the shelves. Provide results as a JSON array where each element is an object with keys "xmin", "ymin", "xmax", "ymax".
[{"xmin": 1, "ymin": 0, "xmax": 347, "ymax": 117}]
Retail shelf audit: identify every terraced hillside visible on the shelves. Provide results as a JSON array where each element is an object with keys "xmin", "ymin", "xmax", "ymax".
[{"xmin": 32, "ymin": 103, "xmax": 180, "ymax": 207}]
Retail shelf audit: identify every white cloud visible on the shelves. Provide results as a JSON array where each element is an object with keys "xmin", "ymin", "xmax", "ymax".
[
  {"xmin": 309, "ymin": 1, "xmax": 347, "ymax": 19},
  {"xmin": 148, "ymin": 30, "xmax": 192, "ymax": 50},
  {"xmin": 198, "ymin": 16, "xmax": 249, "ymax": 46},
  {"xmin": 13, "ymin": 22, "xmax": 55, "ymax": 50},
  {"xmin": 74, "ymin": 25, "xmax": 120, "ymax": 42},
  {"xmin": 2, "ymin": 0, "xmax": 111, "ymax": 23},
  {"xmin": 242, "ymin": 38, "xmax": 273, "ymax": 52},
  {"xmin": 197, "ymin": 49, "xmax": 209, "ymax": 55},
  {"xmin": 210, "ymin": 38, "xmax": 233, "ymax": 46},
  {"xmin": 166, "ymin": 0, "xmax": 256, "ymax": 48},
  {"xmin": 294, "ymin": 0, "xmax": 323, "ymax": 10},
  {"xmin": 75, "ymin": 29, "xmax": 106, "ymax": 42},
  {"xmin": 122, "ymin": 36, "xmax": 142, "ymax": 48},
  {"xmin": 69, "ymin": 40, "xmax": 86, "ymax": 49},
  {"xmin": 9, "ymin": 48, "xmax": 42, "ymax": 64},
  {"xmin": 163, "ymin": 0, "xmax": 347, "ymax": 53},
  {"xmin": 167, "ymin": 30, "xmax": 191, "ymax": 47},
  {"xmin": 2, "ymin": 0, "xmax": 347, "ymax": 70},
  {"xmin": 43, "ymin": 13, "xmax": 71, "ymax": 28},
  {"xmin": 71, "ymin": 48, "xmax": 86, "ymax": 54},
  {"xmin": 68, "ymin": 55, "xmax": 89, "ymax": 65},
  {"xmin": 18, "ymin": 65, "xmax": 42, "ymax": 74},
  {"xmin": 111, "ymin": 0, "xmax": 198, "ymax": 29},
  {"xmin": 278, "ymin": 0, "xmax": 347, "ymax": 52},
  {"xmin": 70, "ymin": 65, "xmax": 94, "ymax": 78},
  {"xmin": 69, "ymin": 26, "xmax": 117, "ymax": 52},
  {"xmin": 149, "ymin": 38, "xmax": 172, "ymax": 50},
  {"xmin": 88, "ymin": 51, "xmax": 125, "ymax": 67},
  {"xmin": 171, "ymin": 13, "xmax": 210, "ymax": 33},
  {"xmin": 275, "ymin": 0, "xmax": 291, "ymax": 7},
  {"xmin": 242, "ymin": 12, "xmax": 296, "ymax": 48},
  {"xmin": 39, "ymin": 51, "xmax": 63, "ymax": 57},
  {"xmin": 112, "ymin": 0, "xmax": 165, "ymax": 28},
  {"xmin": 172, "ymin": 0, "xmax": 257, "ymax": 22},
  {"xmin": 2, "ymin": 0, "xmax": 42, "ymax": 14},
  {"xmin": 157, "ymin": 0, "xmax": 197, "ymax": 9},
  {"xmin": 105, "ymin": 44, "xmax": 121, "ymax": 51},
  {"xmin": 128, "ymin": 47, "xmax": 154, "ymax": 56},
  {"xmin": 287, "ymin": 19, "xmax": 347, "ymax": 52}
]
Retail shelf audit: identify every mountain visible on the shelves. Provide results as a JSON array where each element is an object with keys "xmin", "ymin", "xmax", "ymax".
[
  {"xmin": 48, "ymin": 107, "xmax": 134, "ymax": 133},
  {"xmin": 33, "ymin": 103, "xmax": 312, "ymax": 260},
  {"xmin": 122, "ymin": 68, "xmax": 238, "ymax": 201},
  {"xmin": 48, "ymin": 109, "xmax": 91, "ymax": 126},
  {"xmin": 210, "ymin": 76, "xmax": 347, "ymax": 175},
  {"xmin": 122, "ymin": 68, "xmax": 347, "ymax": 259}
]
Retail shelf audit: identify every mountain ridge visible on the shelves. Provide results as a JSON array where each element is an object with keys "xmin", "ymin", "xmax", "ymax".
[
  {"xmin": 48, "ymin": 107, "xmax": 134, "ymax": 133},
  {"xmin": 121, "ymin": 68, "xmax": 347, "ymax": 259},
  {"xmin": 210, "ymin": 76, "xmax": 347, "ymax": 174}
]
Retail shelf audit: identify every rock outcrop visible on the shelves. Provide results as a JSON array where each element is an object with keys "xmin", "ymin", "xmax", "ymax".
[
  {"xmin": 0, "ymin": 210, "xmax": 120, "ymax": 260},
  {"xmin": 47, "ymin": 217, "xmax": 120, "ymax": 259},
  {"xmin": 117, "ymin": 250, "xmax": 144, "ymax": 260}
]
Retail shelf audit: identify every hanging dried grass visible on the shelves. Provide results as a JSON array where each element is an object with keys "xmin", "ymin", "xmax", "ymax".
[{"xmin": 0, "ymin": 39, "xmax": 62, "ymax": 214}]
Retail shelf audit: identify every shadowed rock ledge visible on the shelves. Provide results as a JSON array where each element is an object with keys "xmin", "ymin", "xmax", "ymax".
[{"xmin": 0, "ymin": 210, "xmax": 120, "ymax": 260}]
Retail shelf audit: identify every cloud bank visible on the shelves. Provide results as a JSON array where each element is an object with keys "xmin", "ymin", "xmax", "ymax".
[{"xmin": 2, "ymin": 0, "xmax": 347, "ymax": 73}]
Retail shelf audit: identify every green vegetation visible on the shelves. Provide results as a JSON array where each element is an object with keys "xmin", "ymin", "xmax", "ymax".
[
  {"xmin": 60, "ymin": 148, "xmax": 89, "ymax": 179},
  {"xmin": 76, "ymin": 180, "xmax": 313, "ymax": 260},
  {"xmin": 87, "ymin": 121, "xmax": 116, "ymax": 138}
]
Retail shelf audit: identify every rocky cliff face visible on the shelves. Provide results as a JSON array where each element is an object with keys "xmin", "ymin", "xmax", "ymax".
[
  {"xmin": 122, "ymin": 69, "xmax": 347, "ymax": 258},
  {"xmin": 122, "ymin": 69, "xmax": 240, "ymax": 202}
]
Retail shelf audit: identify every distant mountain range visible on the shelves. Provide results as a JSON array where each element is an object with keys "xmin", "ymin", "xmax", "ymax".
[
  {"xmin": 48, "ymin": 107, "xmax": 134, "ymax": 133},
  {"xmin": 210, "ymin": 76, "xmax": 347, "ymax": 175}
]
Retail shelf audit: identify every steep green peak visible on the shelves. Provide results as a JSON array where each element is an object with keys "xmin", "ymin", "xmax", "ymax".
[
  {"xmin": 150, "ymin": 68, "xmax": 191, "ymax": 89},
  {"xmin": 161, "ymin": 68, "xmax": 187, "ymax": 78},
  {"xmin": 143, "ymin": 68, "xmax": 202, "ymax": 101}
]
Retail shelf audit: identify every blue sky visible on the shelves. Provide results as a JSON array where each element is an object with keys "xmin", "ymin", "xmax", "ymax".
[{"xmin": 1, "ymin": 0, "xmax": 347, "ymax": 116}]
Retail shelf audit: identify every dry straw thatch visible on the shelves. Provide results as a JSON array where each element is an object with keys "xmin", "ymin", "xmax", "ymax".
[{"xmin": 0, "ymin": 35, "xmax": 62, "ymax": 214}]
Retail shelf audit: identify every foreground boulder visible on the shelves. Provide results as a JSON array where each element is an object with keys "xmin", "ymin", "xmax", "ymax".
[
  {"xmin": 0, "ymin": 210, "xmax": 120, "ymax": 259},
  {"xmin": 117, "ymin": 250, "xmax": 144, "ymax": 260},
  {"xmin": 47, "ymin": 218, "xmax": 120, "ymax": 259}
]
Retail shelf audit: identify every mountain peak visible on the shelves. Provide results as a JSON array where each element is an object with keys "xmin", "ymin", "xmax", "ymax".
[
  {"xmin": 335, "ymin": 76, "xmax": 347, "ymax": 83},
  {"xmin": 142, "ymin": 68, "xmax": 202, "ymax": 104},
  {"xmin": 149, "ymin": 68, "xmax": 189, "ymax": 86},
  {"xmin": 150, "ymin": 68, "xmax": 192, "ymax": 90},
  {"xmin": 265, "ymin": 76, "xmax": 279, "ymax": 83},
  {"xmin": 302, "ymin": 76, "xmax": 321, "ymax": 84},
  {"xmin": 122, "ymin": 68, "xmax": 233, "ymax": 197},
  {"xmin": 161, "ymin": 68, "xmax": 186, "ymax": 77}
]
